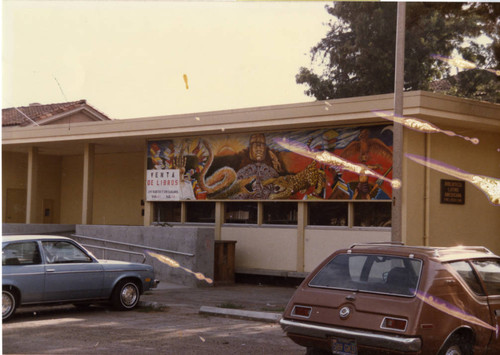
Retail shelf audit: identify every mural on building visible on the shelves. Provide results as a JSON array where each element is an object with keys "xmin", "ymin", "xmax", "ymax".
[{"xmin": 147, "ymin": 125, "xmax": 394, "ymax": 201}]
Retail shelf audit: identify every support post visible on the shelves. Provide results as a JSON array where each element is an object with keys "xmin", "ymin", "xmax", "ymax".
[
  {"xmin": 392, "ymin": 2, "xmax": 406, "ymax": 243},
  {"xmin": 26, "ymin": 147, "xmax": 39, "ymax": 223},
  {"xmin": 82, "ymin": 143, "xmax": 95, "ymax": 224}
]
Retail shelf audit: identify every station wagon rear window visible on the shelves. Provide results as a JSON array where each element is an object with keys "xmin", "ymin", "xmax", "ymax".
[{"xmin": 309, "ymin": 254, "xmax": 422, "ymax": 296}]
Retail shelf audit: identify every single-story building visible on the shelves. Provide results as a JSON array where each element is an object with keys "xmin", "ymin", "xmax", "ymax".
[{"xmin": 3, "ymin": 91, "xmax": 499, "ymax": 277}]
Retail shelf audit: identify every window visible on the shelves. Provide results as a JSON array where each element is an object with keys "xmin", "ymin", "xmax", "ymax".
[
  {"xmin": 225, "ymin": 202, "xmax": 257, "ymax": 224},
  {"xmin": 353, "ymin": 202, "xmax": 391, "ymax": 227},
  {"xmin": 309, "ymin": 202, "xmax": 348, "ymax": 226},
  {"xmin": 186, "ymin": 201, "xmax": 215, "ymax": 223},
  {"xmin": 309, "ymin": 254, "xmax": 422, "ymax": 296},
  {"xmin": 154, "ymin": 202, "xmax": 181, "ymax": 223},
  {"xmin": 263, "ymin": 202, "xmax": 297, "ymax": 225},
  {"xmin": 471, "ymin": 260, "xmax": 500, "ymax": 296},
  {"xmin": 42, "ymin": 241, "xmax": 92, "ymax": 264},
  {"xmin": 449, "ymin": 261, "xmax": 485, "ymax": 295},
  {"xmin": 2, "ymin": 242, "xmax": 41, "ymax": 265}
]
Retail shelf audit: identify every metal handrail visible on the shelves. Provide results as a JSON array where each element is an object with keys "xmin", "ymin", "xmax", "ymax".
[
  {"xmin": 82, "ymin": 243, "xmax": 147, "ymax": 263},
  {"xmin": 72, "ymin": 234, "xmax": 194, "ymax": 257}
]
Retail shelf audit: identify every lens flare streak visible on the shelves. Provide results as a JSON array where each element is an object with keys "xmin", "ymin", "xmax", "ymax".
[
  {"xmin": 274, "ymin": 137, "xmax": 401, "ymax": 189},
  {"xmin": 373, "ymin": 111, "xmax": 479, "ymax": 145},
  {"xmin": 415, "ymin": 290, "xmax": 498, "ymax": 336},
  {"xmin": 431, "ymin": 54, "xmax": 500, "ymax": 76},
  {"xmin": 406, "ymin": 153, "xmax": 500, "ymax": 206},
  {"xmin": 146, "ymin": 250, "xmax": 213, "ymax": 284}
]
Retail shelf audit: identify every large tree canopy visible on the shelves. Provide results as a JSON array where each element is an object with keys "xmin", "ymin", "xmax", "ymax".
[{"xmin": 297, "ymin": 2, "xmax": 499, "ymax": 103}]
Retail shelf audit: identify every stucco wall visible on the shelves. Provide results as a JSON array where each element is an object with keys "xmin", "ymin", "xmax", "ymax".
[
  {"xmin": 92, "ymin": 152, "xmax": 144, "ymax": 226},
  {"xmin": 60, "ymin": 155, "xmax": 83, "ymax": 224},
  {"xmin": 221, "ymin": 226, "xmax": 297, "ymax": 271},
  {"xmin": 304, "ymin": 228, "xmax": 391, "ymax": 272},
  {"xmin": 404, "ymin": 126, "xmax": 500, "ymax": 254}
]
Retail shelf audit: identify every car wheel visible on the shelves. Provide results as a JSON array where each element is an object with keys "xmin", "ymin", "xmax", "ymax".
[
  {"xmin": 111, "ymin": 280, "xmax": 140, "ymax": 310},
  {"xmin": 440, "ymin": 334, "xmax": 473, "ymax": 355},
  {"xmin": 2, "ymin": 289, "xmax": 17, "ymax": 321}
]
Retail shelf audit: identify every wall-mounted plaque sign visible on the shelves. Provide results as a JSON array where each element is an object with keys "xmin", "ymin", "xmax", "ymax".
[{"xmin": 441, "ymin": 179, "xmax": 465, "ymax": 205}]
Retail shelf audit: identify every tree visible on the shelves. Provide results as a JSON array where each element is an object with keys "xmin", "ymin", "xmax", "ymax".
[{"xmin": 297, "ymin": 2, "xmax": 499, "ymax": 103}]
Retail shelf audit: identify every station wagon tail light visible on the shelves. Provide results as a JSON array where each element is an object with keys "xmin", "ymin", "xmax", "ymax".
[
  {"xmin": 291, "ymin": 305, "xmax": 312, "ymax": 318},
  {"xmin": 381, "ymin": 317, "xmax": 407, "ymax": 332}
]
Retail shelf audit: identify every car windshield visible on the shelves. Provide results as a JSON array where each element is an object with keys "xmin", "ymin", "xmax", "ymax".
[{"xmin": 309, "ymin": 253, "xmax": 422, "ymax": 296}]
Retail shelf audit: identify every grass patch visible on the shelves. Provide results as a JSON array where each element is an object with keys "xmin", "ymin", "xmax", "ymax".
[{"xmin": 217, "ymin": 302, "xmax": 245, "ymax": 310}]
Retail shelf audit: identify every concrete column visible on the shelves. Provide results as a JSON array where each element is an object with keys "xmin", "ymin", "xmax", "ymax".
[
  {"xmin": 214, "ymin": 201, "xmax": 223, "ymax": 240},
  {"xmin": 82, "ymin": 143, "xmax": 95, "ymax": 224},
  {"xmin": 26, "ymin": 147, "xmax": 39, "ymax": 223},
  {"xmin": 296, "ymin": 202, "xmax": 307, "ymax": 272}
]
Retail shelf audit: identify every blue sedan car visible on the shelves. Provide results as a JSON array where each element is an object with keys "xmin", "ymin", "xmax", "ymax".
[{"xmin": 2, "ymin": 235, "xmax": 159, "ymax": 321}]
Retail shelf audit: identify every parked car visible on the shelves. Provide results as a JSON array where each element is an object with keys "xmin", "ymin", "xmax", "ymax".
[
  {"xmin": 280, "ymin": 243, "xmax": 500, "ymax": 354},
  {"xmin": 2, "ymin": 235, "xmax": 159, "ymax": 321}
]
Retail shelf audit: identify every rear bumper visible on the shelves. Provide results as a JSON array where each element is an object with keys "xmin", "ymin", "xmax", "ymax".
[{"xmin": 280, "ymin": 318, "xmax": 421, "ymax": 353}]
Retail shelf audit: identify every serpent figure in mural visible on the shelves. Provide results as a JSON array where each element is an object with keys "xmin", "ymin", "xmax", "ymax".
[{"xmin": 195, "ymin": 139, "xmax": 254, "ymax": 199}]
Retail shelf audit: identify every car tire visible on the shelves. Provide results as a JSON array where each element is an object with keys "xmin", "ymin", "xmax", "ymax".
[
  {"xmin": 440, "ymin": 334, "xmax": 473, "ymax": 355},
  {"xmin": 2, "ymin": 289, "xmax": 17, "ymax": 321},
  {"xmin": 111, "ymin": 280, "xmax": 140, "ymax": 310}
]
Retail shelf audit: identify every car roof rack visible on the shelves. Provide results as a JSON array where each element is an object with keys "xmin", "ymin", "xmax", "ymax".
[{"xmin": 348, "ymin": 242, "xmax": 494, "ymax": 257}]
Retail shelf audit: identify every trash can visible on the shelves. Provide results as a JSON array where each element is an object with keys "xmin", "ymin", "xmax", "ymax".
[{"xmin": 214, "ymin": 240, "xmax": 236, "ymax": 285}]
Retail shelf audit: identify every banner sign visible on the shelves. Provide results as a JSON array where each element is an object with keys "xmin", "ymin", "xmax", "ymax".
[
  {"xmin": 147, "ymin": 125, "xmax": 394, "ymax": 201},
  {"xmin": 146, "ymin": 169, "xmax": 180, "ymax": 201}
]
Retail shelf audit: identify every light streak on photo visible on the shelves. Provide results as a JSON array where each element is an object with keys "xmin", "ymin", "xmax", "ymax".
[
  {"xmin": 274, "ymin": 137, "xmax": 401, "ymax": 189},
  {"xmin": 373, "ymin": 110, "xmax": 479, "ymax": 145},
  {"xmin": 183, "ymin": 74, "xmax": 189, "ymax": 89},
  {"xmin": 431, "ymin": 54, "xmax": 500, "ymax": 76},
  {"xmin": 415, "ymin": 289, "xmax": 498, "ymax": 336},
  {"xmin": 406, "ymin": 153, "xmax": 500, "ymax": 206},
  {"xmin": 146, "ymin": 250, "xmax": 213, "ymax": 284}
]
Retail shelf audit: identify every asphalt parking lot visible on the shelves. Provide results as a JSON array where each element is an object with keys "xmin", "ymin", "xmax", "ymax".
[{"xmin": 2, "ymin": 282, "xmax": 305, "ymax": 354}]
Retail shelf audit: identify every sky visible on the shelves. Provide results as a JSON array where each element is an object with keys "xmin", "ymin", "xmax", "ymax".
[{"xmin": 2, "ymin": 1, "xmax": 332, "ymax": 119}]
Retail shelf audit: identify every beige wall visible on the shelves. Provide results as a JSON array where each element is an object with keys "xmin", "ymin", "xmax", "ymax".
[
  {"xmin": 2, "ymin": 151, "xmax": 28, "ymax": 222},
  {"xmin": 60, "ymin": 155, "xmax": 83, "ymax": 224},
  {"xmin": 221, "ymin": 226, "xmax": 297, "ymax": 271},
  {"xmin": 404, "ymin": 127, "xmax": 500, "ymax": 254},
  {"xmin": 92, "ymin": 152, "xmax": 144, "ymax": 226},
  {"xmin": 304, "ymin": 228, "xmax": 391, "ymax": 272}
]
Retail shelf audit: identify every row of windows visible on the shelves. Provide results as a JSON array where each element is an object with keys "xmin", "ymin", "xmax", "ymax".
[{"xmin": 154, "ymin": 201, "xmax": 392, "ymax": 228}]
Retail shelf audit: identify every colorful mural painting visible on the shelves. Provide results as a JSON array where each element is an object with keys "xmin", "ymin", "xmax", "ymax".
[{"xmin": 147, "ymin": 125, "xmax": 394, "ymax": 201}]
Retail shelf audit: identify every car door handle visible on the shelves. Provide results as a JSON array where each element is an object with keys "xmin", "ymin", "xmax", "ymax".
[{"xmin": 46, "ymin": 268, "xmax": 56, "ymax": 272}]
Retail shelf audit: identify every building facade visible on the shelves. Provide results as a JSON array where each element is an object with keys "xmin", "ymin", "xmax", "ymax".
[{"xmin": 3, "ymin": 91, "xmax": 499, "ymax": 276}]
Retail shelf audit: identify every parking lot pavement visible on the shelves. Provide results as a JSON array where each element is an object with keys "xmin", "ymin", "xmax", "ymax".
[{"xmin": 140, "ymin": 281, "xmax": 297, "ymax": 322}]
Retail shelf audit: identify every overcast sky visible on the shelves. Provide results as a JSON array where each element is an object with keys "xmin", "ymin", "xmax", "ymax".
[{"xmin": 2, "ymin": 1, "xmax": 332, "ymax": 119}]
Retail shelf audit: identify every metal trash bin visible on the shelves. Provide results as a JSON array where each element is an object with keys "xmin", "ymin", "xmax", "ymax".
[{"xmin": 214, "ymin": 240, "xmax": 236, "ymax": 285}]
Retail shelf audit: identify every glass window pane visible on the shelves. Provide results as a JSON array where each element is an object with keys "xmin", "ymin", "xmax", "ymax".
[
  {"xmin": 263, "ymin": 202, "xmax": 297, "ymax": 225},
  {"xmin": 154, "ymin": 202, "xmax": 181, "ymax": 223},
  {"xmin": 353, "ymin": 202, "xmax": 391, "ymax": 227},
  {"xmin": 309, "ymin": 254, "xmax": 422, "ymax": 296},
  {"xmin": 308, "ymin": 203, "xmax": 348, "ymax": 226},
  {"xmin": 2, "ymin": 242, "xmax": 41, "ymax": 265},
  {"xmin": 42, "ymin": 241, "xmax": 92, "ymax": 264},
  {"xmin": 471, "ymin": 260, "xmax": 500, "ymax": 296},
  {"xmin": 225, "ymin": 202, "xmax": 257, "ymax": 224},
  {"xmin": 449, "ymin": 261, "xmax": 485, "ymax": 295},
  {"xmin": 186, "ymin": 202, "xmax": 215, "ymax": 223}
]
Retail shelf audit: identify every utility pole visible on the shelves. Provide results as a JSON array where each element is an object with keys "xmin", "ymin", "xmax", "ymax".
[{"xmin": 392, "ymin": 2, "xmax": 406, "ymax": 243}]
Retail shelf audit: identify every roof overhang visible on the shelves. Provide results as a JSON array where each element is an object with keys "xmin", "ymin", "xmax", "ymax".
[{"xmin": 2, "ymin": 91, "xmax": 499, "ymax": 156}]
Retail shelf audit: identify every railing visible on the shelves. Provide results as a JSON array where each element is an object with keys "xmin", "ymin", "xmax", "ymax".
[{"xmin": 72, "ymin": 234, "xmax": 195, "ymax": 263}]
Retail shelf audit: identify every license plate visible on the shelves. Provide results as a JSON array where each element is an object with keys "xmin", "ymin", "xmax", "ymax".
[{"xmin": 331, "ymin": 337, "xmax": 357, "ymax": 355}]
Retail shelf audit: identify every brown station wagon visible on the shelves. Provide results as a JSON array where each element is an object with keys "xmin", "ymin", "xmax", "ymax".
[{"xmin": 280, "ymin": 243, "xmax": 500, "ymax": 355}]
